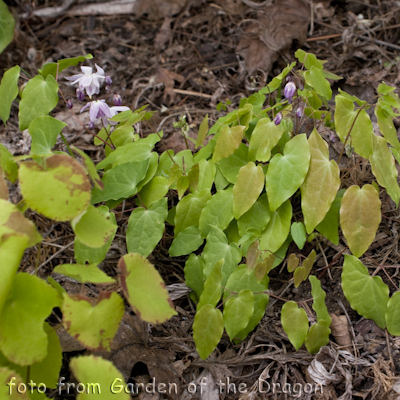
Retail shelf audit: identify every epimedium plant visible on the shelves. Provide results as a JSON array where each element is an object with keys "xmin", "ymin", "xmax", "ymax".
[{"xmin": 1, "ymin": 43, "xmax": 400, "ymax": 397}]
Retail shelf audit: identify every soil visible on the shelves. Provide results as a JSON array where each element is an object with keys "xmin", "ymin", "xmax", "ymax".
[{"xmin": 1, "ymin": 0, "xmax": 400, "ymax": 399}]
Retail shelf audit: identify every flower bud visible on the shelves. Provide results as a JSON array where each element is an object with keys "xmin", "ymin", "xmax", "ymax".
[
  {"xmin": 296, "ymin": 107, "xmax": 303, "ymax": 118},
  {"xmin": 67, "ymin": 98, "xmax": 74, "ymax": 109},
  {"xmin": 329, "ymin": 133, "xmax": 337, "ymax": 143},
  {"xmin": 89, "ymin": 121, "xmax": 95, "ymax": 130},
  {"xmin": 105, "ymin": 85, "xmax": 111, "ymax": 93},
  {"xmin": 274, "ymin": 112, "xmax": 283, "ymax": 126},
  {"xmin": 113, "ymin": 94, "xmax": 122, "ymax": 106},
  {"xmin": 76, "ymin": 87, "xmax": 85, "ymax": 101},
  {"xmin": 105, "ymin": 75, "xmax": 112, "ymax": 85},
  {"xmin": 284, "ymin": 81, "xmax": 296, "ymax": 100}
]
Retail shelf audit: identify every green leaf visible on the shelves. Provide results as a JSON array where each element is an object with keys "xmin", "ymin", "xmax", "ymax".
[
  {"xmin": 62, "ymin": 292, "xmax": 124, "ymax": 350},
  {"xmin": 341, "ymin": 255, "xmax": 389, "ymax": 329},
  {"xmin": 233, "ymin": 162, "xmax": 265, "ymax": 219},
  {"xmin": 199, "ymin": 188, "xmax": 234, "ymax": 237},
  {"xmin": 19, "ymin": 75, "xmax": 59, "ymax": 131},
  {"xmin": 295, "ymin": 49, "xmax": 324, "ymax": 70},
  {"xmin": 96, "ymin": 142, "xmax": 152, "ymax": 170},
  {"xmin": 375, "ymin": 102, "xmax": 400, "ymax": 151},
  {"xmin": 91, "ymin": 160, "xmax": 150, "ymax": 203},
  {"xmin": 304, "ymin": 66, "xmax": 332, "ymax": 100},
  {"xmin": 258, "ymin": 62, "xmax": 296, "ymax": 94},
  {"xmin": 217, "ymin": 143, "xmax": 249, "ymax": 184},
  {"xmin": 377, "ymin": 83, "xmax": 396, "ymax": 95},
  {"xmin": 223, "ymin": 290, "xmax": 254, "ymax": 341},
  {"xmin": 291, "ymin": 222, "xmax": 306, "ymax": 250},
  {"xmin": 334, "ymin": 95, "xmax": 373, "ymax": 159},
  {"xmin": 71, "ymin": 205, "xmax": 117, "ymax": 248},
  {"xmin": 196, "ymin": 114, "xmax": 209, "ymax": 148},
  {"xmin": 237, "ymin": 193, "xmax": 271, "ymax": 237},
  {"xmin": 309, "ymin": 275, "xmax": 331, "ymax": 325},
  {"xmin": 74, "ymin": 210, "xmax": 116, "ymax": 264},
  {"xmin": 386, "ymin": 291, "xmax": 400, "ymax": 336},
  {"xmin": 0, "ymin": 235, "xmax": 28, "ymax": 316},
  {"xmin": 0, "ymin": 143, "xmax": 18, "ymax": 182},
  {"xmin": 184, "ymin": 254, "xmax": 204, "ymax": 301},
  {"xmin": 196, "ymin": 159, "xmax": 216, "ymax": 192},
  {"xmin": 202, "ymin": 226, "xmax": 241, "ymax": 286},
  {"xmin": 0, "ymin": 199, "xmax": 42, "ymax": 247},
  {"xmin": 197, "ymin": 259, "xmax": 223, "ymax": 311},
  {"xmin": 281, "ymin": 301, "xmax": 308, "ymax": 350},
  {"xmin": 109, "ymin": 126, "xmax": 134, "ymax": 148},
  {"xmin": 193, "ymin": 304, "xmax": 223, "ymax": 359},
  {"xmin": 260, "ymin": 199, "xmax": 292, "ymax": 253},
  {"xmin": 39, "ymin": 54, "xmax": 93, "ymax": 79},
  {"xmin": 0, "ymin": 367, "xmax": 30, "ymax": 399},
  {"xmin": 138, "ymin": 176, "xmax": 169, "ymax": 207},
  {"xmin": 0, "ymin": 1, "xmax": 15, "ymax": 54},
  {"xmin": 0, "ymin": 65, "xmax": 20, "ymax": 125},
  {"xmin": 316, "ymin": 189, "xmax": 345, "ymax": 245},
  {"xmin": 301, "ymin": 129, "xmax": 340, "ymax": 233},
  {"xmin": 174, "ymin": 189, "xmax": 211, "ymax": 235},
  {"xmin": 19, "ymin": 154, "xmax": 91, "ymax": 221},
  {"xmin": 0, "ymin": 323, "xmax": 62, "ymax": 389},
  {"xmin": 248, "ymin": 117, "xmax": 284, "ymax": 162},
  {"xmin": 119, "ymin": 253, "xmax": 176, "ymax": 323},
  {"xmin": 28, "ymin": 116, "xmax": 67, "ymax": 154},
  {"xmin": 136, "ymin": 152, "xmax": 158, "ymax": 192},
  {"xmin": 0, "ymin": 273, "xmax": 60, "ymax": 365},
  {"xmin": 287, "ymin": 253, "xmax": 300, "ymax": 273},
  {"xmin": 340, "ymin": 185, "xmax": 381, "ymax": 257},
  {"xmin": 70, "ymin": 355, "xmax": 130, "ymax": 400},
  {"xmin": 126, "ymin": 198, "xmax": 168, "ymax": 257},
  {"xmin": 223, "ymin": 265, "xmax": 269, "ymax": 340},
  {"xmin": 53, "ymin": 263, "xmax": 115, "ymax": 284},
  {"xmin": 177, "ymin": 175, "xmax": 189, "ymax": 199},
  {"xmin": 212, "ymin": 125, "xmax": 245, "ymax": 162},
  {"xmin": 305, "ymin": 320, "xmax": 331, "ymax": 354},
  {"xmin": 293, "ymin": 249, "xmax": 316, "ymax": 288},
  {"xmin": 370, "ymin": 135, "xmax": 400, "ymax": 206},
  {"xmin": 266, "ymin": 134, "xmax": 310, "ymax": 212},
  {"xmin": 170, "ymin": 225, "xmax": 204, "ymax": 257},
  {"xmin": 246, "ymin": 240, "xmax": 260, "ymax": 271},
  {"xmin": 72, "ymin": 146, "xmax": 104, "ymax": 190}
]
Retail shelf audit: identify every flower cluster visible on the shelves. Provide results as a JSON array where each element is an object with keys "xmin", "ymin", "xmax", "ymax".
[{"xmin": 66, "ymin": 63, "xmax": 128, "ymax": 129}]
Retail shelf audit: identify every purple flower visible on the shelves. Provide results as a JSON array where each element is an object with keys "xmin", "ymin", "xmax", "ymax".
[
  {"xmin": 80, "ymin": 100, "xmax": 130, "ymax": 127},
  {"xmin": 284, "ymin": 81, "xmax": 296, "ymax": 100},
  {"xmin": 105, "ymin": 85, "xmax": 111, "ymax": 93},
  {"xmin": 105, "ymin": 75, "xmax": 112, "ymax": 85},
  {"xmin": 76, "ymin": 87, "xmax": 85, "ymax": 101},
  {"xmin": 113, "ymin": 94, "xmax": 122, "ymax": 106},
  {"xmin": 67, "ymin": 98, "xmax": 74, "ymax": 109},
  {"xmin": 296, "ymin": 107, "xmax": 303, "ymax": 118},
  {"xmin": 274, "ymin": 112, "xmax": 282, "ymax": 125},
  {"xmin": 66, "ymin": 64, "xmax": 106, "ymax": 98}
]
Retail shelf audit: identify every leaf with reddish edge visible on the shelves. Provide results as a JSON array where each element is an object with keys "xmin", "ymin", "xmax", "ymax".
[{"xmin": 119, "ymin": 253, "xmax": 177, "ymax": 324}]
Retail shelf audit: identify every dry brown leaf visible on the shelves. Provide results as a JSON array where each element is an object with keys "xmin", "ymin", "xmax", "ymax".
[
  {"xmin": 330, "ymin": 314, "xmax": 352, "ymax": 348},
  {"xmin": 155, "ymin": 18, "xmax": 173, "ymax": 49},
  {"xmin": 236, "ymin": 0, "xmax": 310, "ymax": 75},
  {"xmin": 155, "ymin": 67, "xmax": 185, "ymax": 104},
  {"xmin": 135, "ymin": 0, "xmax": 187, "ymax": 20}
]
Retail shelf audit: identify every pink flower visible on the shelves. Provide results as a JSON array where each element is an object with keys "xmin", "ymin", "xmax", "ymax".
[
  {"xmin": 80, "ymin": 100, "xmax": 129, "ymax": 127},
  {"xmin": 66, "ymin": 64, "xmax": 106, "ymax": 97}
]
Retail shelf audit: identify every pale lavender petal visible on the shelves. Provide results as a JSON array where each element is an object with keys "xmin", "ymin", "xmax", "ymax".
[
  {"xmin": 81, "ymin": 66, "xmax": 93, "ymax": 75},
  {"xmin": 65, "ymin": 73, "xmax": 84, "ymax": 82},
  {"xmin": 89, "ymin": 101, "xmax": 101, "ymax": 121},
  {"xmin": 80, "ymin": 102, "xmax": 91, "ymax": 113},
  {"xmin": 110, "ymin": 106, "xmax": 130, "ymax": 113},
  {"xmin": 98, "ymin": 101, "xmax": 113, "ymax": 118},
  {"xmin": 80, "ymin": 75, "xmax": 92, "ymax": 88},
  {"xmin": 85, "ymin": 83, "xmax": 96, "ymax": 97},
  {"xmin": 95, "ymin": 64, "xmax": 105, "ymax": 76}
]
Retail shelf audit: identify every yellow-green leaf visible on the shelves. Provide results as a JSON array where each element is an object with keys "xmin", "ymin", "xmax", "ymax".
[
  {"xmin": 212, "ymin": 125, "xmax": 245, "ymax": 163},
  {"xmin": 370, "ymin": 134, "xmax": 400, "ymax": 206},
  {"xmin": 233, "ymin": 162, "xmax": 264, "ymax": 219},
  {"xmin": 118, "ymin": 253, "xmax": 177, "ymax": 324},
  {"xmin": 196, "ymin": 114, "xmax": 209, "ymax": 148},
  {"xmin": 281, "ymin": 301, "xmax": 308, "ymax": 350},
  {"xmin": 340, "ymin": 185, "xmax": 381, "ymax": 257},
  {"xmin": 266, "ymin": 134, "xmax": 310, "ymax": 212},
  {"xmin": 301, "ymin": 129, "xmax": 340, "ymax": 233}
]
